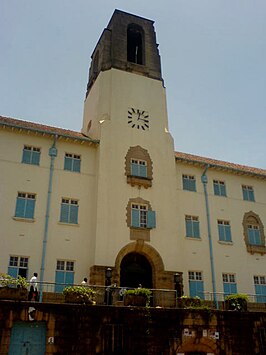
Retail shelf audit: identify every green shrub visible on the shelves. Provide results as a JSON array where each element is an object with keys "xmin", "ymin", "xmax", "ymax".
[
  {"xmin": 124, "ymin": 288, "xmax": 152, "ymax": 306},
  {"xmin": 63, "ymin": 285, "xmax": 96, "ymax": 304},
  {"xmin": 124, "ymin": 288, "xmax": 152, "ymax": 298},
  {"xmin": 225, "ymin": 294, "xmax": 248, "ymax": 311},
  {"xmin": 178, "ymin": 296, "xmax": 203, "ymax": 308},
  {"xmin": 0, "ymin": 273, "xmax": 28, "ymax": 290}
]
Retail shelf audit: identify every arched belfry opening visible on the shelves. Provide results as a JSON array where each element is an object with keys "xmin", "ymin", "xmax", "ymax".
[
  {"xmin": 120, "ymin": 252, "xmax": 152, "ymax": 288},
  {"xmin": 127, "ymin": 24, "xmax": 144, "ymax": 65}
]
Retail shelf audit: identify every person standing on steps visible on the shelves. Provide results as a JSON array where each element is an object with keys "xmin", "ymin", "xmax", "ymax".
[{"xmin": 28, "ymin": 272, "xmax": 39, "ymax": 301}]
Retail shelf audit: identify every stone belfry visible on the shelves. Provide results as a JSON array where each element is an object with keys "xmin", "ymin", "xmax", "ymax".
[{"xmin": 85, "ymin": 9, "xmax": 163, "ymax": 97}]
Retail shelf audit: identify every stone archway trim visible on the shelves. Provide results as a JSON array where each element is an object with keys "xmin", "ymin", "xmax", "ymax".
[{"xmin": 114, "ymin": 241, "xmax": 176, "ymax": 289}]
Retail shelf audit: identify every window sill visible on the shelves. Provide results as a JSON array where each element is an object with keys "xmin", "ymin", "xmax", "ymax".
[
  {"xmin": 13, "ymin": 217, "xmax": 35, "ymax": 223},
  {"xmin": 58, "ymin": 222, "xmax": 79, "ymax": 227},
  {"xmin": 127, "ymin": 175, "xmax": 152, "ymax": 188},
  {"xmin": 21, "ymin": 162, "xmax": 40, "ymax": 166},
  {"xmin": 246, "ymin": 244, "xmax": 266, "ymax": 255},
  {"xmin": 183, "ymin": 189, "xmax": 197, "ymax": 193},
  {"xmin": 218, "ymin": 241, "xmax": 233, "ymax": 245},
  {"xmin": 185, "ymin": 236, "xmax": 201, "ymax": 241},
  {"xmin": 64, "ymin": 169, "xmax": 81, "ymax": 174}
]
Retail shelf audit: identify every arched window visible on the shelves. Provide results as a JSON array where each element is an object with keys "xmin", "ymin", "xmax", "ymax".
[
  {"xmin": 243, "ymin": 211, "xmax": 266, "ymax": 255},
  {"xmin": 127, "ymin": 24, "xmax": 144, "ymax": 65}
]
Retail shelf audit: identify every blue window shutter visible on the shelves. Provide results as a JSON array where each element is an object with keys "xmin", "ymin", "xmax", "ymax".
[
  {"xmin": 64, "ymin": 157, "xmax": 72, "ymax": 171},
  {"xmin": 230, "ymin": 283, "xmax": 237, "ymax": 294},
  {"xmin": 70, "ymin": 205, "xmax": 78, "ymax": 224},
  {"xmin": 139, "ymin": 165, "xmax": 147, "ymax": 178},
  {"xmin": 197, "ymin": 281, "xmax": 204, "ymax": 299},
  {"xmin": 183, "ymin": 178, "xmax": 188, "ymax": 190},
  {"xmin": 55, "ymin": 271, "xmax": 65, "ymax": 293},
  {"xmin": 191, "ymin": 180, "xmax": 196, "ymax": 191},
  {"xmin": 213, "ymin": 183, "xmax": 219, "ymax": 195},
  {"xmin": 189, "ymin": 281, "xmax": 197, "ymax": 298},
  {"xmin": 65, "ymin": 272, "xmax": 74, "ymax": 286},
  {"xmin": 225, "ymin": 225, "xmax": 232, "ymax": 242},
  {"xmin": 22, "ymin": 150, "xmax": 31, "ymax": 164},
  {"xmin": 194, "ymin": 221, "xmax": 200, "ymax": 238},
  {"xmin": 60, "ymin": 204, "xmax": 69, "ymax": 223},
  {"xmin": 223, "ymin": 283, "xmax": 230, "ymax": 297},
  {"xmin": 32, "ymin": 151, "xmax": 40, "ymax": 165},
  {"xmin": 242, "ymin": 188, "xmax": 248, "ymax": 201},
  {"xmin": 254, "ymin": 230, "xmax": 261, "ymax": 245},
  {"xmin": 73, "ymin": 159, "xmax": 80, "ymax": 172},
  {"xmin": 249, "ymin": 190, "xmax": 255, "ymax": 201},
  {"xmin": 186, "ymin": 220, "xmax": 192, "ymax": 237},
  {"xmin": 131, "ymin": 163, "xmax": 138, "ymax": 176},
  {"xmin": 147, "ymin": 210, "xmax": 156, "ymax": 229},
  {"xmin": 25, "ymin": 199, "xmax": 35, "ymax": 219},
  {"xmin": 218, "ymin": 224, "xmax": 223, "ymax": 240},
  {"xmin": 15, "ymin": 198, "xmax": 26, "ymax": 217},
  {"xmin": 8, "ymin": 267, "xmax": 18, "ymax": 278},
  {"xmin": 131, "ymin": 209, "xmax": 140, "ymax": 227},
  {"xmin": 221, "ymin": 184, "xmax": 226, "ymax": 196}
]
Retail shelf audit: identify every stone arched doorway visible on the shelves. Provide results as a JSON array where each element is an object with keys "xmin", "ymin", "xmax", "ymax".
[{"xmin": 120, "ymin": 252, "xmax": 152, "ymax": 288}]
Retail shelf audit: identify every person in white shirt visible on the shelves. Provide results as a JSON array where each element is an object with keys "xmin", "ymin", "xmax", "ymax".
[
  {"xmin": 81, "ymin": 277, "xmax": 88, "ymax": 286},
  {"xmin": 28, "ymin": 272, "xmax": 38, "ymax": 301}
]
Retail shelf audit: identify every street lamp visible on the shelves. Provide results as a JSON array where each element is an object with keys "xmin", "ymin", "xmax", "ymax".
[{"xmin": 174, "ymin": 272, "xmax": 183, "ymax": 297}]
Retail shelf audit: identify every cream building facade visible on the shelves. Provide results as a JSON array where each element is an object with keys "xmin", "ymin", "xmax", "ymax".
[{"xmin": 0, "ymin": 10, "xmax": 265, "ymax": 303}]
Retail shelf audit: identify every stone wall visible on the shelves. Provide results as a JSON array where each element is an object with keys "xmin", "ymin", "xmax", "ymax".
[{"xmin": 0, "ymin": 300, "xmax": 265, "ymax": 354}]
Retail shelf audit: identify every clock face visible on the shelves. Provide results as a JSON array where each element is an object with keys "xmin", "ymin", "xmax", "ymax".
[{"xmin": 128, "ymin": 108, "xmax": 149, "ymax": 130}]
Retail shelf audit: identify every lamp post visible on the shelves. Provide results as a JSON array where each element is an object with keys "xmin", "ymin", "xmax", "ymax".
[
  {"xmin": 174, "ymin": 272, "xmax": 183, "ymax": 298},
  {"xmin": 105, "ymin": 268, "xmax": 112, "ymax": 305}
]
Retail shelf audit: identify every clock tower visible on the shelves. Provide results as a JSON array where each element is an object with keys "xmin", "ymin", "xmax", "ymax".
[{"xmin": 82, "ymin": 10, "xmax": 181, "ymax": 289}]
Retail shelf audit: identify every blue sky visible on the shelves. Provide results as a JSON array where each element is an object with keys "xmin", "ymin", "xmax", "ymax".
[{"xmin": 1, "ymin": 0, "xmax": 266, "ymax": 168}]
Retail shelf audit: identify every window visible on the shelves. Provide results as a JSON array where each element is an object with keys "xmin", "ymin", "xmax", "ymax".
[
  {"xmin": 55, "ymin": 260, "xmax": 74, "ymax": 292},
  {"xmin": 247, "ymin": 224, "xmax": 261, "ymax": 245},
  {"xmin": 242, "ymin": 185, "xmax": 255, "ymax": 201},
  {"xmin": 64, "ymin": 153, "xmax": 81, "ymax": 172},
  {"xmin": 218, "ymin": 220, "xmax": 232, "ymax": 242},
  {"xmin": 60, "ymin": 198, "xmax": 79, "ymax": 224},
  {"xmin": 242, "ymin": 211, "xmax": 266, "ymax": 254},
  {"xmin": 188, "ymin": 271, "xmax": 204, "ymax": 299},
  {"xmin": 185, "ymin": 215, "xmax": 200, "ymax": 238},
  {"xmin": 254, "ymin": 276, "xmax": 266, "ymax": 303},
  {"xmin": 125, "ymin": 146, "xmax": 153, "ymax": 188},
  {"xmin": 182, "ymin": 175, "xmax": 196, "ymax": 192},
  {"xmin": 131, "ymin": 159, "xmax": 147, "ymax": 178},
  {"xmin": 15, "ymin": 192, "xmax": 36, "ymax": 219},
  {"xmin": 131, "ymin": 204, "xmax": 156, "ymax": 229},
  {"xmin": 22, "ymin": 145, "xmax": 40, "ymax": 165},
  {"xmin": 127, "ymin": 24, "xmax": 143, "ymax": 65},
  {"xmin": 8, "ymin": 256, "xmax": 28, "ymax": 278},
  {"xmin": 223, "ymin": 273, "xmax": 237, "ymax": 297},
  {"xmin": 213, "ymin": 180, "xmax": 226, "ymax": 196}
]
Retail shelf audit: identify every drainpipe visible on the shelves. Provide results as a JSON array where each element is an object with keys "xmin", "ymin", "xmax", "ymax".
[
  {"xmin": 39, "ymin": 136, "xmax": 58, "ymax": 301},
  {"xmin": 201, "ymin": 165, "xmax": 218, "ymax": 309}
]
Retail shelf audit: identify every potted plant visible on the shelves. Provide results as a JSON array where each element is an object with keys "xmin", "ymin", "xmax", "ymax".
[
  {"xmin": 63, "ymin": 286, "xmax": 96, "ymax": 305},
  {"xmin": 124, "ymin": 288, "xmax": 152, "ymax": 307},
  {"xmin": 225, "ymin": 294, "xmax": 248, "ymax": 311},
  {"xmin": 0, "ymin": 273, "xmax": 28, "ymax": 300},
  {"xmin": 177, "ymin": 295, "xmax": 202, "ymax": 308}
]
